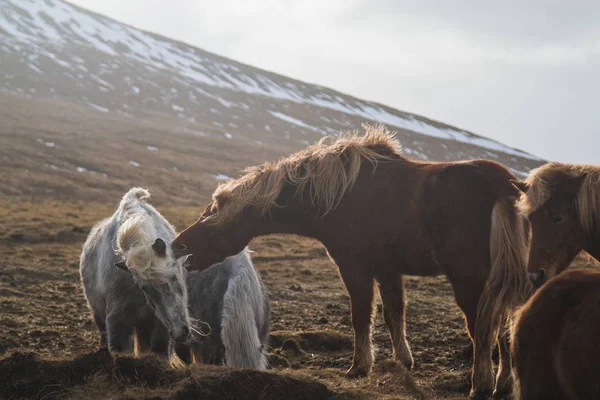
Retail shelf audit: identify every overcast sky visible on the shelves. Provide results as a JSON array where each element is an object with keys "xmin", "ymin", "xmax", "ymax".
[{"xmin": 70, "ymin": 0, "xmax": 599, "ymax": 163}]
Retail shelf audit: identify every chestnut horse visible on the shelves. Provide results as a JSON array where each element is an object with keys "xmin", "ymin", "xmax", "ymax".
[
  {"xmin": 511, "ymin": 268, "xmax": 600, "ymax": 400},
  {"xmin": 513, "ymin": 163, "xmax": 600, "ymax": 286},
  {"xmin": 173, "ymin": 126, "xmax": 531, "ymax": 399}
]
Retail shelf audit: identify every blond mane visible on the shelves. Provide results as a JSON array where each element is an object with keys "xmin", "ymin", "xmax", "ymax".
[
  {"xmin": 207, "ymin": 125, "xmax": 402, "ymax": 226},
  {"xmin": 517, "ymin": 162, "xmax": 600, "ymax": 233},
  {"xmin": 116, "ymin": 215, "xmax": 175, "ymax": 283}
]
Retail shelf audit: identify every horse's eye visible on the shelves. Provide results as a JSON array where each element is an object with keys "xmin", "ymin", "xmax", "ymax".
[{"xmin": 552, "ymin": 216, "xmax": 563, "ymax": 224}]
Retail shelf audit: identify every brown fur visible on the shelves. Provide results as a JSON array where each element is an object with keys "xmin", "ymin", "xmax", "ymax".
[
  {"xmin": 511, "ymin": 268, "xmax": 600, "ymax": 400},
  {"xmin": 517, "ymin": 162, "xmax": 600, "ymax": 233},
  {"xmin": 174, "ymin": 126, "xmax": 532, "ymax": 398},
  {"xmin": 515, "ymin": 162, "xmax": 600, "ymax": 281}
]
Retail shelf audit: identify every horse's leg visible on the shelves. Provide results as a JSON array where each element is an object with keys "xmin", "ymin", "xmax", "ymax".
[
  {"xmin": 106, "ymin": 315, "xmax": 134, "ymax": 354},
  {"xmin": 134, "ymin": 318, "xmax": 153, "ymax": 356},
  {"xmin": 377, "ymin": 274, "xmax": 413, "ymax": 369},
  {"xmin": 174, "ymin": 342, "xmax": 192, "ymax": 364},
  {"xmin": 493, "ymin": 321, "xmax": 513, "ymax": 399},
  {"xmin": 92, "ymin": 313, "xmax": 108, "ymax": 349},
  {"xmin": 337, "ymin": 259, "xmax": 376, "ymax": 378},
  {"xmin": 452, "ymin": 283, "xmax": 495, "ymax": 400},
  {"xmin": 150, "ymin": 321, "xmax": 170, "ymax": 358}
]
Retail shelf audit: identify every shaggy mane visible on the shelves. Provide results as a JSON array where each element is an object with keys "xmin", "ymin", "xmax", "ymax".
[
  {"xmin": 116, "ymin": 196, "xmax": 175, "ymax": 283},
  {"xmin": 206, "ymin": 125, "xmax": 402, "ymax": 226},
  {"xmin": 517, "ymin": 162, "xmax": 600, "ymax": 233}
]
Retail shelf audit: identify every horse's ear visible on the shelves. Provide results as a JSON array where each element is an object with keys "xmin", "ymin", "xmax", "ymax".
[
  {"xmin": 114, "ymin": 261, "xmax": 129, "ymax": 272},
  {"xmin": 510, "ymin": 179, "xmax": 529, "ymax": 194},
  {"xmin": 152, "ymin": 238, "xmax": 167, "ymax": 257}
]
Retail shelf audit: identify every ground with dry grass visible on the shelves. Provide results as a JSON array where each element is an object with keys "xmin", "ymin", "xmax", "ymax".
[{"xmin": 6, "ymin": 201, "xmax": 597, "ymax": 399}]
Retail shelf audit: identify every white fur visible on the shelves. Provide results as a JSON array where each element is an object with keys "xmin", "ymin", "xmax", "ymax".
[
  {"xmin": 115, "ymin": 189, "xmax": 178, "ymax": 283},
  {"xmin": 221, "ymin": 250, "xmax": 268, "ymax": 370}
]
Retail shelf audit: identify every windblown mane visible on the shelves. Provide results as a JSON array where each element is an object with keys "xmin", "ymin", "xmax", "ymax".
[
  {"xmin": 517, "ymin": 162, "xmax": 600, "ymax": 233},
  {"xmin": 116, "ymin": 196, "xmax": 175, "ymax": 283},
  {"xmin": 207, "ymin": 125, "xmax": 402, "ymax": 226}
]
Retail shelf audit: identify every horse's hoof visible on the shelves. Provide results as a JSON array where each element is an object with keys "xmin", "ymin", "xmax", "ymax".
[
  {"xmin": 492, "ymin": 388, "xmax": 513, "ymax": 400},
  {"xmin": 469, "ymin": 389, "xmax": 492, "ymax": 400},
  {"xmin": 493, "ymin": 377, "xmax": 514, "ymax": 399},
  {"xmin": 396, "ymin": 350, "xmax": 414, "ymax": 370},
  {"xmin": 345, "ymin": 365, "xmax": 369, "ymax": 379},
  {"xmin": 402, "ymin": 357, "xmax": 414, "ymax": 370}
]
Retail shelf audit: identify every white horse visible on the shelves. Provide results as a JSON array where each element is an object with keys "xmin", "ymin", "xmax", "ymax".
[{"xmin": 80, "ymin": 188, "xmax": 191, "ymax": 356}]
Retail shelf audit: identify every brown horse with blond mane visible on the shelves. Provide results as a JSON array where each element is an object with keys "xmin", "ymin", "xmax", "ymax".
[
  {"xmin": 173, "ymin": 125, "xmax": 532, "ymax": 399},
  {"xmin": 512, "ymin": 162, "xmax": 600, "ymax": 286},
  {"xmin": 511, "ymin": 268, "xmax": 600, "ymax": 400}
]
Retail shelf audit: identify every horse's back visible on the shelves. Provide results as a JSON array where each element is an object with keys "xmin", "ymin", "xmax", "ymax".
[
  {"xmin": 512, "ymin": 269, "xmax": 600, "ymax": 400},
  {"xmin": 423, "ymin": 159, "xmax": 518, "ymax": 209}
]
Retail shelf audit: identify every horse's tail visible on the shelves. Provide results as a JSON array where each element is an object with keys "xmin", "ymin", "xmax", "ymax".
[
  {"xmin": 476, "ymin": 198, "xmax": 532, "ymax": 345},
  {"xmin": 121, "ymin": 187, "xmax": 151, "ymax": 204},
  {"xmin": 221, "ymin": 254, "xmax": 268, "ymax": 370}
]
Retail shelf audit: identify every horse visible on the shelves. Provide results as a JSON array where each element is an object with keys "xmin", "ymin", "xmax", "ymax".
[
  {"xmin": 180, "ymin": 249, "xmax": 270, "ymax": 370},
  {"xmin": 510, "ymin": 268, "xmax": 600, "ymax": 400},
  {"xmin": 171, "ymin": 125, "xmax": 532, "ymax": 398},
  {"xmin": 512, "ymin": 162, "xmax": 600, "ymax": 286},
  {"xmin": 80, "ymin": 188, "xmax": 191, "ymax": 358}
]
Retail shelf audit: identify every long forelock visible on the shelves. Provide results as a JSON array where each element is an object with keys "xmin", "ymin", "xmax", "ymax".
[
  {"xmin": 117, "ymin": 214, "xmax": 177, "ymax": 283},
  {"xmin": 517, "ymin": 162, "xmax": 600, "ymax": 233},
  {"xmin": 207, "ymin": 124, "xmax": 402, "ymax": 226}
]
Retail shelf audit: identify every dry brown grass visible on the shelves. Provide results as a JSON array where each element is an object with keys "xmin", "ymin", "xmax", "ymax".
[{"xmin": 0, "ymin": 350, "xmax": 356, "ymax": 400}]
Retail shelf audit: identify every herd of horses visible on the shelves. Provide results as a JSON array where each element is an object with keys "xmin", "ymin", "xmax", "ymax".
[{"xmin": 80, "ymin": 125, "xmax": 599, "ymax": 400}]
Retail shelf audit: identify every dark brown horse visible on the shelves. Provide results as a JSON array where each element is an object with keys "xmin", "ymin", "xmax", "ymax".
[
  {"xmin": 173, "ymin": 126, "xmax": 532, "ymax": 399},
  {"xmin": 513, "ymin": 162, "xmax": 600, "ymax": 286},
  {"xmin": 511, "ymin": 268, "xmax": 600, "ymax": 400}
]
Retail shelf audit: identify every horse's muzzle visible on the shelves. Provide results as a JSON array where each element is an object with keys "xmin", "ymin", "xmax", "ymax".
[{"xmin": 171, "ymin": 325, "xmax": 191, "ymax": 342}]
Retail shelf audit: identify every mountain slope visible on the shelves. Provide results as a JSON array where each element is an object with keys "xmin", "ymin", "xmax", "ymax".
[{"xmin": 0, "ymin": 0, "xmax": 542, "ymax": 195}]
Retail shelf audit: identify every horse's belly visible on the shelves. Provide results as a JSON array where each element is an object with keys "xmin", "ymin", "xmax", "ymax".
[
  {"xmin": 381, "ymin": 242, "xmax": 443, "ymax": 277},
  {"xmin": 399, "ymin": 256, "xmax": 443, "ymax": 276}
]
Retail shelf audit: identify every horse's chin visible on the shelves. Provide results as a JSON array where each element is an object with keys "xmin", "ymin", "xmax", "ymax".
[{"xmin": 187, "ymin": 255, "xmax": 214, "ymax": 271}]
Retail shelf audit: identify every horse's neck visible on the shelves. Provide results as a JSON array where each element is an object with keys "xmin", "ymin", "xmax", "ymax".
[
  {"xmin": 248, "ymin": 201, "xmax": 321, "ymax": 241},
  {"xmin": 252, "ymin": 216, "xmax": 316, "ymax": 239}
]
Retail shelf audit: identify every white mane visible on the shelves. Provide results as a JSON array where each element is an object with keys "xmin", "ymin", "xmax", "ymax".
[{"xmin": 116, "ymin": 191, "xmax": 176, "ymax": 283}]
